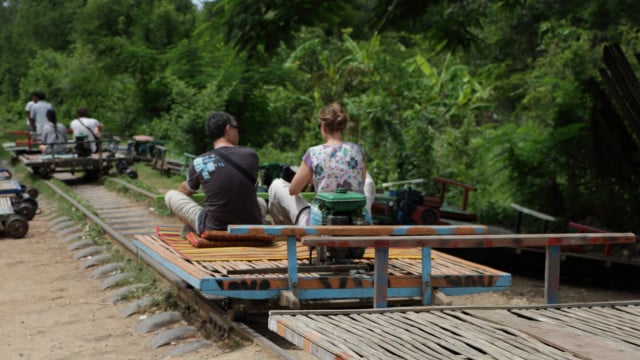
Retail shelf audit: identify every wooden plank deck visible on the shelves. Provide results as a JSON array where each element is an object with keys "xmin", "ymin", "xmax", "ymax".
[
  {"xmin": 0, "ymin": 196, "xmax": 14, "ymax": 215},
  {"xmin": 17, "ymin": 151, "xmax": 130, "ymax": 177},
  {"xmin": 134, "ymin": 224, "xmax": 634, "ymax": 307},
  {"xmin": 269, "ymin": 300, "xmax": 640, "ymax": 359},
  {"xmin": 0, "ymin": 178, "xmax": 20, "ymax": 193},
  {"xmin": 133, "ymin": 229, "xmax": 511, "ymax": 303}
]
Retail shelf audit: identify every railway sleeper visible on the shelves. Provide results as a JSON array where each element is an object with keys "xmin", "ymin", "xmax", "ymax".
[
  {"xmin": 41, "ymin": 179, "xmax": 296, "ymax": 357},
  {"xmin": 179, "ymin": 290, "xmax": 232, "ymax": 339}
]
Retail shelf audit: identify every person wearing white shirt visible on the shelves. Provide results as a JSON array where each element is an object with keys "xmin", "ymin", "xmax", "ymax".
[
  {"xmin": 69, "ymin": 107, "xmax": 104, "ymax": 153},
  {"xmin": 29, "ymin": 92, "xmax": 52, "ymax": 137}
]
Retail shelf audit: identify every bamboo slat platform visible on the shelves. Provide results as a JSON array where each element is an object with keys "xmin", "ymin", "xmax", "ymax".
[
  {"xmin": 133, "ymin": 224, "xmax": 511, "ymax": 304},
  {"xmin": 0, "ymin": 196, "xmax": 14, "ymax": 215},
  {"xmin": 19, "ymin": 151, "xmax": 104, "ymax": 163},
  {"xmin": 269, "ymin": 300, "xmax": 640, "ymax": 359},
  {"xmin": 0, "ymin": 178, "xmax": 20, "ymax": 192}
]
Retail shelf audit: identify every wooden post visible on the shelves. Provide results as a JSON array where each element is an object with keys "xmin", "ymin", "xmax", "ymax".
[
  {"xmin": 545, "ymin": 245, "xmax": 561, "ymax": 304},
  {"xmin": 422, "ymin": 247, "xmax": 432, "ymax": 305},
  {"xmin": 373, "ymin": 247, "xmax": 389, "ymax": 308},
  {"xmin": 286, "ymin": 235, "xmax": 298, "ymax": 294}
]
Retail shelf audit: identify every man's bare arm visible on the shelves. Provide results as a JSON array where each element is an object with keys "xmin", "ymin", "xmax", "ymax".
[{"xmin": 178, "ymin": 181, "xmax": 195, "ymax": 196}]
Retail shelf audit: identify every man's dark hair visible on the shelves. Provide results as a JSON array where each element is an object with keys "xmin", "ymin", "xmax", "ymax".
[
  {"xmin": 205, "ymin": 111, "xmax": 237, "ymax": 141},
  {"xmin": 76, "ymin": 106, "xmax": 90, "ymax": 117},
  {"xmin": 35, "ymin": 91, "xmax": 46, "ymax": 100}
]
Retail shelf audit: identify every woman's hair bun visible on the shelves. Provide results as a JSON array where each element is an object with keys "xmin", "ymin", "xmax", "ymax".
[{"xmin": 319, "ymin": 102, "xmax": 348, "ymax": 132}]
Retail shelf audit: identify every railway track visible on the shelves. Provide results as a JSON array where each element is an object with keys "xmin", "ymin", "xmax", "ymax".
[
  {"xmin": 11, "ymin": 173, "xmax": 639, "ymax": 359},
  {"xmin": 43, "ymin": 177, "xmax": 309, "ymax": 359}
]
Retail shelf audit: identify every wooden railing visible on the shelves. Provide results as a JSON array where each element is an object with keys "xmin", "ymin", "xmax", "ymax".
[
  {"xmin": 227, "ymin": 225, "xmax": 634, "ymax": 308},
  {"xmin": 228, "ymin": 224, "xmax": 490, "ymax": 308},
  {"xmin": 300, "ymin": 232, "xmax": 636, "ymax": 308}
]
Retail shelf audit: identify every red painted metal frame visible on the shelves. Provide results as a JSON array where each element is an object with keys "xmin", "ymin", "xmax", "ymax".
[
  {"xmin": 5, "ymin": 130, "xmax": 39, "ymax": 149},
  {"xmin": 568, "ymin": 222, "xmax": 610, "ymax": 256},
  {"xmin": 6, "ymin": 129, "xmax": 73, "ymax": 148},
  {"xmin": 433, "ymin": 176, "xmax": 477, "ymax": 211}
]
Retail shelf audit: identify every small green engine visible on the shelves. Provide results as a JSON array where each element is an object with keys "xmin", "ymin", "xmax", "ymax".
[{"xmin": 310, "ymin": 188, "xmax": 367, "ymax": 263}]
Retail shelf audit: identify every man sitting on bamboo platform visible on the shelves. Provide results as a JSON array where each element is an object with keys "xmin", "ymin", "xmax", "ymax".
[{"xmin": 164, "ymin": 111, "xmax": 266, "ymax": 238}]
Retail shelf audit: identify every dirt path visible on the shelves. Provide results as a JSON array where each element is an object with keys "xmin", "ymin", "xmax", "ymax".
[{"xmin": 0, "ymin": 199, "xmax": 278, "ymax": 360}]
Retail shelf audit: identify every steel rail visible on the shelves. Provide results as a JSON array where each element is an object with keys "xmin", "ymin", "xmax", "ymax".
[
  {"xmin": 44, "ymin": 179, "xmax": 184, "ymax": 287},
  {"xmin": 43, "ymin": 179, "xmax": 297, "ymax": 360},
  {"xmin": 109, "ymin": 177, "xmax": 157, "ymax": 199}
]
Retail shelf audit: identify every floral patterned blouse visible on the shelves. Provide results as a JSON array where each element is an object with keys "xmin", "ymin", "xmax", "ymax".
[{"xmin": 302, "ymin": 142, "xmax": 365, "ymax": 193}]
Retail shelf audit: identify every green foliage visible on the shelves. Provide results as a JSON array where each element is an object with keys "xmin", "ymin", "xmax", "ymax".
[
  {"xmin": 258, "ymin": 143, "xmax": 304, "ymax": 165},
  {"xmin": 516, "ymin": 22, "xmax": 596, "ymax": 124},
  {"xmin": 72, "ymin": 0, "xmax": 195, "ymax": 51},
  {"xmin": 209, "ymin": 0, "xmax": 355, "ymax": 58},
  {"xmin": 19, "ymin": 50, "xmax": 66, "ymax": 104},
  {"xmin": 2, "ymin": 0, "xmax": 640, "ymax": 234},
  {"xmin": 141, "ymin": 70, "xmax": 240, "ymax": 155},
  {"xmin": 7, "ymin": 0, "xmax": 81, "ymax": 55},
  {"xmin": 257, "ymin": 84, "xmax": 315, "ymax": 154},
  {"xmin": 19, "ymin": 46, "xmax": 139, "ymax": 134},
  {"xmin": 248, "ymin": 29, "xmax": 493, "ymax": 185}
]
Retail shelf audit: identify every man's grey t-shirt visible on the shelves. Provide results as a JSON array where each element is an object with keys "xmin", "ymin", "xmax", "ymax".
[{"xmin": 186, "ymin": 146, "xmax": 262, "ymax": 231}]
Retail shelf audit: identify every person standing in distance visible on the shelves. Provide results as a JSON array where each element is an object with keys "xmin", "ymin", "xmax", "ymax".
[
  {"xmin": 29, "ymin": 92, "xmax": 53, "ymax": 138},
  {"xmin": 25, "ymin": 92, "xmax": 38, "ymax": 130},
  {"xmin": 164, "ymin": 111, "xmax": 266, "ymax": 237}
]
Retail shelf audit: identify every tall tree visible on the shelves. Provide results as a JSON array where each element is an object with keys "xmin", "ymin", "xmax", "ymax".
[
  {"xmin": 208, "ymin": 0, "xmax": 361, "ymax": 59},
  {"xmin": 71, "ymin": 0, "xmax": 197, "ymax": 119},
  {"xmin": 0, "ymin": 0, "xmax": 83, "ymax": 104}
]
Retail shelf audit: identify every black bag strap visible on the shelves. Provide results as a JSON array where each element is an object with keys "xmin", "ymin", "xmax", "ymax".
[
  {"xmin": 211, "ymin": 148, "xmax": 257, "ymax": 186},
  {"xmin": 78, "ymin": 118, "xmax": 100, "ymax": 140}
]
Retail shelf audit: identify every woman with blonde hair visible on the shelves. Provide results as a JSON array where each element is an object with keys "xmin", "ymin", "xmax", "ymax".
[{"xmin": 268, "ymin": 102, "xmax": 375, "ymax": 225}]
